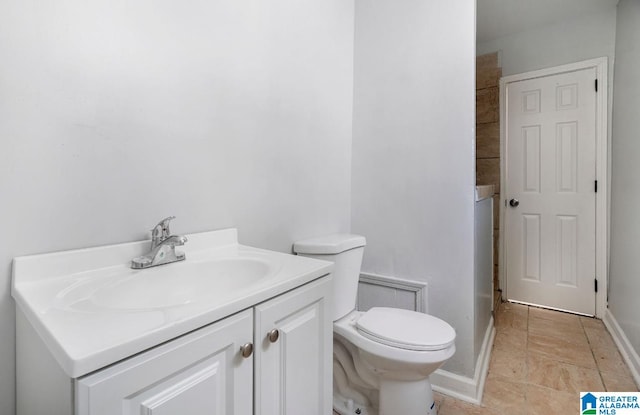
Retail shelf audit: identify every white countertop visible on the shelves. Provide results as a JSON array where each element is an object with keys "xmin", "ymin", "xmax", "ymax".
[
  {"xmin": 475, "ymin": 185, "xmax": 496, "ymax": 202},
  {"xmin": 12, "ymin": 229, "xmax": 333, "ymax": 378}
]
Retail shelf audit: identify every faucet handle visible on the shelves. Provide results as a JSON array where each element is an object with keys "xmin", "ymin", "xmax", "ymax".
[{"xmin": 151, "ymin": 216, "xmax": 176, "ymax": 242}]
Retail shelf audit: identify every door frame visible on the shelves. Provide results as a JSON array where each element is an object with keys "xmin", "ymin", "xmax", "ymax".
[{"xmin": 498, "ymin": 57, "xmax": 608, "ymax": 317}]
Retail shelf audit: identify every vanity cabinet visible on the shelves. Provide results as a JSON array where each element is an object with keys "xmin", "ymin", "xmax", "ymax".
[
  {"xmin": 76, "ymin": 310, "xmax": 254, "ymax": 415},
  {"xmin": 14, "ymin": 228, "xmax": 335, "ymax": 415},
  {"xmin": 18, "ymin": 276, "xmax": 332, "ymax": 415},
  {"xmin": 255, "ymin": 276, "xmax": 332, "ymax": 414}
]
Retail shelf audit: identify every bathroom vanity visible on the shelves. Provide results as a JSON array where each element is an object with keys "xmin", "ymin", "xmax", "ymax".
[{"xmin": 12, "ymin": 229, "xmax": 333, "ymax": 415}]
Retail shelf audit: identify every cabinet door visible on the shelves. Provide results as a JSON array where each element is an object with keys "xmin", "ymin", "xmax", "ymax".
[
  {"xmin": 255, "ymin": 276, "xmax": 332, "ymax": 415},
  {"xmin": 76, "ymin": 310, "xmax": 253, "ymax": 415}
]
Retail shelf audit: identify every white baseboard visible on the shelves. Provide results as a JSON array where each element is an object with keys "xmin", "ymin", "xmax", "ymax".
[
  {"xmin": 431, "ymin": 317, "xmax": 495, "ymax": 405},
  {"xmin": 603, "ymin": 310, "xmax": 640, "ymax": 388}
]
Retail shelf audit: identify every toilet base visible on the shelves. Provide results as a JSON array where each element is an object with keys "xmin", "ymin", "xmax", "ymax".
[
  {"xmin": 379, "ymin": 378, "xmax": 436, "ymax": 415},
  {"xmin": 334, "ymin": 378, "xmax": 437, "ymax": 415},
  {"xmin": 333, "ymin": 393, "xmax": 378, "ymax": 415}
]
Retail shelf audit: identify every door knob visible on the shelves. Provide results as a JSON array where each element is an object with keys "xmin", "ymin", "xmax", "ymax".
[
  {"xmin": 509, "ymin": 198, "xmax": 520, "ymax": 207},
  {"xmin": 267, "ymin": 329, "xmax": 280, "ymax": 343},
  {"xmin": 240, "ymin": 342, "xmax": 253, "ymax": 358}
]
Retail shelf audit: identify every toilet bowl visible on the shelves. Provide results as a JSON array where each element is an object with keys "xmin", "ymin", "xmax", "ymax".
[{"xmin": 294, "ymin": 234, "xmax": 456, "ymax": 415}]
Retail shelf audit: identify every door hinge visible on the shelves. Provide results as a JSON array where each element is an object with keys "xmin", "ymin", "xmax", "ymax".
[
  {"xmin": 595, "ymin": 79, "xmax": 598, "ymax": 92},
  {"xmin": 595, "ymin": 278, "xmax": 598, "ymax": 293},
  {"xmin": 595, "ymin": 180, "xmax": 598, "ymax": 193}
]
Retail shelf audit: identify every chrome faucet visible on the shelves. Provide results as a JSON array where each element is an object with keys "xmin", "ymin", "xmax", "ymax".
[{"xmin": 131, "ymin": 216, "xmax": 188, "ymax": 269}]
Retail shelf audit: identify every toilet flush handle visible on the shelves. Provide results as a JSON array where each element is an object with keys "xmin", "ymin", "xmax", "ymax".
[{"xmin": 267, "ymin": 329, "xmax": 280, "ymax": 343}]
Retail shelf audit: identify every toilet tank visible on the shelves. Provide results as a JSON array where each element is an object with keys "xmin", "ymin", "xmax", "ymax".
[{"xmin": 293, "ymin": 234, "xmax": 366, "ymax": 321}]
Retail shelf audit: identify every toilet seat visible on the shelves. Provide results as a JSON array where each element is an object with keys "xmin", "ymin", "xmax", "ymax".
[
  {"xmin": 356, "ymin": 307, "xmax": 455, "ymax": 352},
  {"xmin": 334, "ymin": 309, "xmax": 456, "ymax": 372}
]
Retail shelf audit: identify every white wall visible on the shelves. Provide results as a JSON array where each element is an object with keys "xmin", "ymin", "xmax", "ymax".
[
  {"xmin": 351, "ymin": 0, "xmax": 477, "ymax": 377},
  {"xmin": 0, "ymin": 1, "xmax": 354, "ymax": 413},
  {"xmin": 477, "ymin": 7, "xmax": 617, "ymax": 78},
  {"xmin": 609, "ymin": 0, "xmax": 640, "ymax": 362}
]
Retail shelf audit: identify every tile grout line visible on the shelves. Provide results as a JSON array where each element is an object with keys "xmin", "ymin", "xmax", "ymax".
[{"xmin": 581, "ymin": 316, "xmax": 608, "ymax": 392}]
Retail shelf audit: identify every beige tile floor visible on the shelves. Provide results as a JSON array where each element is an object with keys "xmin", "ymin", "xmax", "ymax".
[
  {"xmin": 334, "ymin": 301, "xmax": 638, "ymax": 415},
  {"xmin": 436, "ymin": 301, "xmax": 639, "ymax": 414}
]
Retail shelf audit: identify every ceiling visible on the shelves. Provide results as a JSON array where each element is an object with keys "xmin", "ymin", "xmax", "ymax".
[{"xmin": 477, "ymin": 0, "xmax": 619, "ymax": 43}]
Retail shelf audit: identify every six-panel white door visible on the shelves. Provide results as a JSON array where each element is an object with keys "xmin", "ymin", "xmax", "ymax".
[
  {"xmin": 254, "ymin": 277, "xmax": 332, "ymax": 415},
  {"xmin": 505, "ymin": 67, "xmax": 597, "ymax": 315}
]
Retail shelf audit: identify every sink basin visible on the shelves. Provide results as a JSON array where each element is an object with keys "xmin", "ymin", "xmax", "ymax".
[{"xmin": 56, "ymin": 257, "xmax": 279, "ymax": 312}]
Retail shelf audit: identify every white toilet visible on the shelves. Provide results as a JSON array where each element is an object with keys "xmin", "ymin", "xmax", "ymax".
[{"xmin": 294, "ymin": 234, "xmax": 455, "ymax": 415}]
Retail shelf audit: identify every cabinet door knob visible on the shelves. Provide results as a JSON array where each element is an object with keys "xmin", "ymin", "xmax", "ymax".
[
  {"xmin": 267, "ymin": 329, "xmax": 280, "ymax": 343},
  {"xmin": 240, "ymin": 342, "xmax": 254, "ymax": 358}
]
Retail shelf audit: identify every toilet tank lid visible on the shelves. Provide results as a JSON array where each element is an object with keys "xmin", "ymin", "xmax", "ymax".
[{"xmin": 293, "ymin": 234, "xmax": 366, "ymax": 255}]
